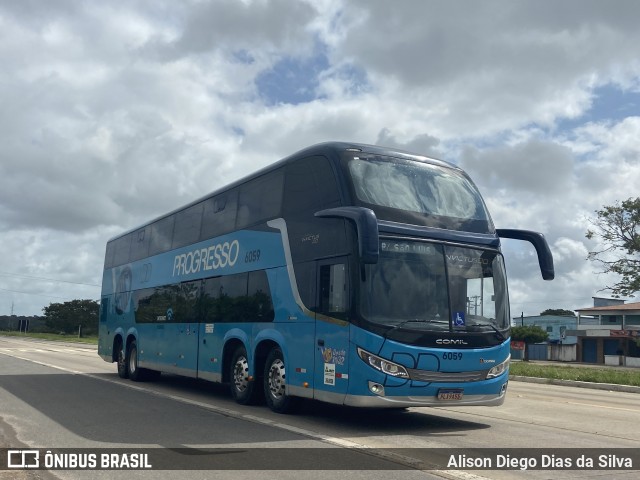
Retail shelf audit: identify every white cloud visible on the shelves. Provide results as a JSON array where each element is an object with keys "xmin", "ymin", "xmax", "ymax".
[
  {"xmin": 1, "ymin": 0, "xmax": 640, "ymax": 315},
  {"xmin": 461, "ymin": 140, "xmax": 575, "ymax": 194}
]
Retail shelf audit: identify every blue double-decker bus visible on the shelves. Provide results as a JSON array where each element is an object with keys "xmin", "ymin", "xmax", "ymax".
[{"xmin": 98, "ymin": 142, "xmax": 554, "ymax": 413}]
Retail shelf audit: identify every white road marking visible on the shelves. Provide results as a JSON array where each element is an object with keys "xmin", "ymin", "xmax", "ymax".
[
  {"xmin": 0, "ymin": 346, "xmax": 491, "ymax": 480},
  {"xmin": 565, "ymin": 401, "xmax": 640, "ymax": 413}
]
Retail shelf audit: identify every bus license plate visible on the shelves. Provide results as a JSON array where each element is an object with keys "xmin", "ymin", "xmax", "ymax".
[{"xmin": 437, "ymin": 389, "xmax": 464, "ymax": 401}]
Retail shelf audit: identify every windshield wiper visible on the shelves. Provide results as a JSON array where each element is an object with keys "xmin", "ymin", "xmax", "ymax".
[
  {"xmin": 384, "ymin": 318, "xmax": 449, "ymax": 338},
  {"xmin": 400, "ymin": 318, "xmax": 449, "ymax": 327},
  {"xmin": 466, "ymin": 322, "xmax": 507, "ymax": 341}
]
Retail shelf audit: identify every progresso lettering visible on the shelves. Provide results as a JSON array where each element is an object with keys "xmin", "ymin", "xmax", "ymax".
[{"xmin": 173, "ymin": 240, "xmax": 240, "ymax": 277}]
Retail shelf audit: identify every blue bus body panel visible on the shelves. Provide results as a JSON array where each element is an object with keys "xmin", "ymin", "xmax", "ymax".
[
  {"xmin": 98, "ymin": 229, "xmax": 286, "ymax": 364},
  {"xmin": 345, "ymin": 325, "xmax": 509, "ymax": 407},
  {"xmin": 100, "ymin": 222, "xmax": 510, "ymax": 408},
  {"xmin": 101, "ymin": 230, "xmax": 285, "ymax": 296}
]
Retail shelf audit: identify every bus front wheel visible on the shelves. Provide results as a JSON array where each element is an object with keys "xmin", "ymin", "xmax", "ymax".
[{"xmin": 264, "ymin": 348, "xmax": 298, "ymax": 414}]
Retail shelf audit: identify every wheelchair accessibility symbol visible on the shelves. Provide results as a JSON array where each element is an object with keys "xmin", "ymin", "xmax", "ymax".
[{"xmin": 453, "ymin": 312, "xmax": 466, "ymax": 327}]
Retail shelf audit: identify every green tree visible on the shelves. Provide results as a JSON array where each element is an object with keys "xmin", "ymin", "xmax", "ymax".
[
  {"xmin": 586, "ymin": 197, "xmax": 640, "ymax": 297},
  {"xmin": 42, "ymin": 299, "xmax": 99, "ymax": 335},
  {"xmin": 540, "ymin": 308, "xmax": 575, "ymax": 317},
  {"xmin": 511, "ymin": 325, "xmax": 549, "ymax": 361},
  {"xmin": 511, "ymin": 325, "xmax": 549, "ymax": 344}
]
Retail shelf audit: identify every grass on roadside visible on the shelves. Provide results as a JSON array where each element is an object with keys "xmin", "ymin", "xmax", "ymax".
[
  {"xmin": 2, "ymin": 331, "xmax": 638, "ymax": 386},
  {"xmin": 0, "ymin": 331, "xmax": 98, "ymax": 344},
  {"xmin": 510, "ymin": 361, "xmax": 640, "ymax": 387}
]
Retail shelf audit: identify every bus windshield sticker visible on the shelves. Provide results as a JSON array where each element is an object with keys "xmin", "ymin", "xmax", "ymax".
[
  {"xmin": 380, "ymin": 241, "xmax": 436, "ymax": 256},
  {"xmin": 321, "ymin": 347, "xmax": 346, "ymax": 365},
  {"xmin": 453, "ymin": 311, "xmax": 466, "ymax": 327},
  {"xmin": 322, "ymin": 348, "xmax": 332, "ymax": 363},
  {"xmin": 323, "ymin": 363, "xmax": 336, "ymax": 386}
]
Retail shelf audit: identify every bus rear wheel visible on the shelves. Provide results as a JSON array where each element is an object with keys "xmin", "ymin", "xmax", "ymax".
[
  {"xmin": 264, "ymin": 347, "xmax": 298, "ymax": 414},
  {"xmin": 127, "ymin": 340, "xmax": 142, "ymax": 381},
  {"xmin": 230, "ymin": 346, "xmax": 259, "ymax": 405},
  {"xmin": 116, "ymin": 340, "xmax": 128, "ymax": 379}
]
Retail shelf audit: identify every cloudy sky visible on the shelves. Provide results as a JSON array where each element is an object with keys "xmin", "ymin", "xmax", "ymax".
[{"xmin": 1, "ymin": 0, "xmax": 639, "ymax": 318}]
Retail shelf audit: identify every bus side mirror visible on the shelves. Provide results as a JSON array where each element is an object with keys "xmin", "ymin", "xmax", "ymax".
[
  {"xmin": 496, "ymin": 229, "xmax": 555, "ymax": 280},
  {"xmin": 315, "ymin": 207, "xmax": 379, "ymax": 264}
]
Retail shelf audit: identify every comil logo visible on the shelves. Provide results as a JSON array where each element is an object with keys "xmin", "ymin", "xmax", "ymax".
[
  {"xmin": 436, "ymin": 339, "xmax": 468, "ymax": 345},
  {"xmin": 7, "ymin": 450, "xmax": 39, "ymax": 468}
]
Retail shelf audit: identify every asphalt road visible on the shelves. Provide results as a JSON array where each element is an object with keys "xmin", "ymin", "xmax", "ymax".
[{"xmin": 0, "ymin": 335, "xmax": 638, "ymax": 480}]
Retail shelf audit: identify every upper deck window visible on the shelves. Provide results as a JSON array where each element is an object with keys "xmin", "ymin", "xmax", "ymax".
[{"xmin": 346, "ymin": 155, "xmax": 493, "ymax": 233}]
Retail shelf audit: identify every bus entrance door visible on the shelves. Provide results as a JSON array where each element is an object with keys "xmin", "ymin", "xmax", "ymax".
[{"xmin": 314, "ymin": 259, "xmax": 350, "ymax": 404}]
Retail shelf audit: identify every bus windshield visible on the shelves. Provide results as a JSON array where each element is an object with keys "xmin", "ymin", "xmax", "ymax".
[
  {"xmin": 358, "ymin": 240, "xmax": 509, "ymax": 333},
  {"xmin": 346, "ymin": 155, "xmax": 494, "ymax": 233}
]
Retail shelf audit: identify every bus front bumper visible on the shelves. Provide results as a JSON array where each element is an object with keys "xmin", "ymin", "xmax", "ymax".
[{"xmin": 343, "ymin": 381, "xmax": 508, "ymax": 408}]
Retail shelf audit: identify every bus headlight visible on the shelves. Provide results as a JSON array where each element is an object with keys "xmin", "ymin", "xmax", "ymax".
[
  {"xmin": 486, "ymin": 355, "xmax": 510, "ymax": 379},
  {"xmin": 357, "ymin": 347, "xmax": 409, "ymax": 378}
]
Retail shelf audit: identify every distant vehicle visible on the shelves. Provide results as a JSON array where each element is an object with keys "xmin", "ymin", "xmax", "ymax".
[{"xmin": 98, "ymin": 142, "xmax": 554, "ymax": 413}]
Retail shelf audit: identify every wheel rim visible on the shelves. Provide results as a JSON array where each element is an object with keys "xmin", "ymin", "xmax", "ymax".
[
  {"xmin": 233, "ymin": 355, "xmax": 250, "ymax": 393},
  {"xmin": 267, "ymin": 358, "xmax": 286, "ymax": 399},
  {"xmin": 128, "ymin": 347, "xmax": 137, "ymax": 375}
]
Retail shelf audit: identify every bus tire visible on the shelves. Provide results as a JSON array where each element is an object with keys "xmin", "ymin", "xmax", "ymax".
[
  {"xmin": 127, "ymin": 340, "xmax": 143, "ymax": 382},
  {"xmin": 230, "ymin": 346, "xmax": 259, "ymax": 405},
  {"xmin": 116, "ymin": 339, "xmax": 128, "ymax": 379},
  {"xmin": 264, "ymin": 347, "xmax": 298, "ymax": 414}
]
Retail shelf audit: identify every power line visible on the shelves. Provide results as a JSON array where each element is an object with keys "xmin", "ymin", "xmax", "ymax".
[
  {"xmin": 0, "ymin": 287, "xmax": 72, "ymax": 300},
  {"xmin": 0, "ymin": 271, "xmax": 100, "ymax": 287}
]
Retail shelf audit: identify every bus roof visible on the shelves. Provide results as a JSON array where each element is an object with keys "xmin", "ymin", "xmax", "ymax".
[{"xmin": 107, "ymin": 141, "xmax": 459, "ymax": 244}]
